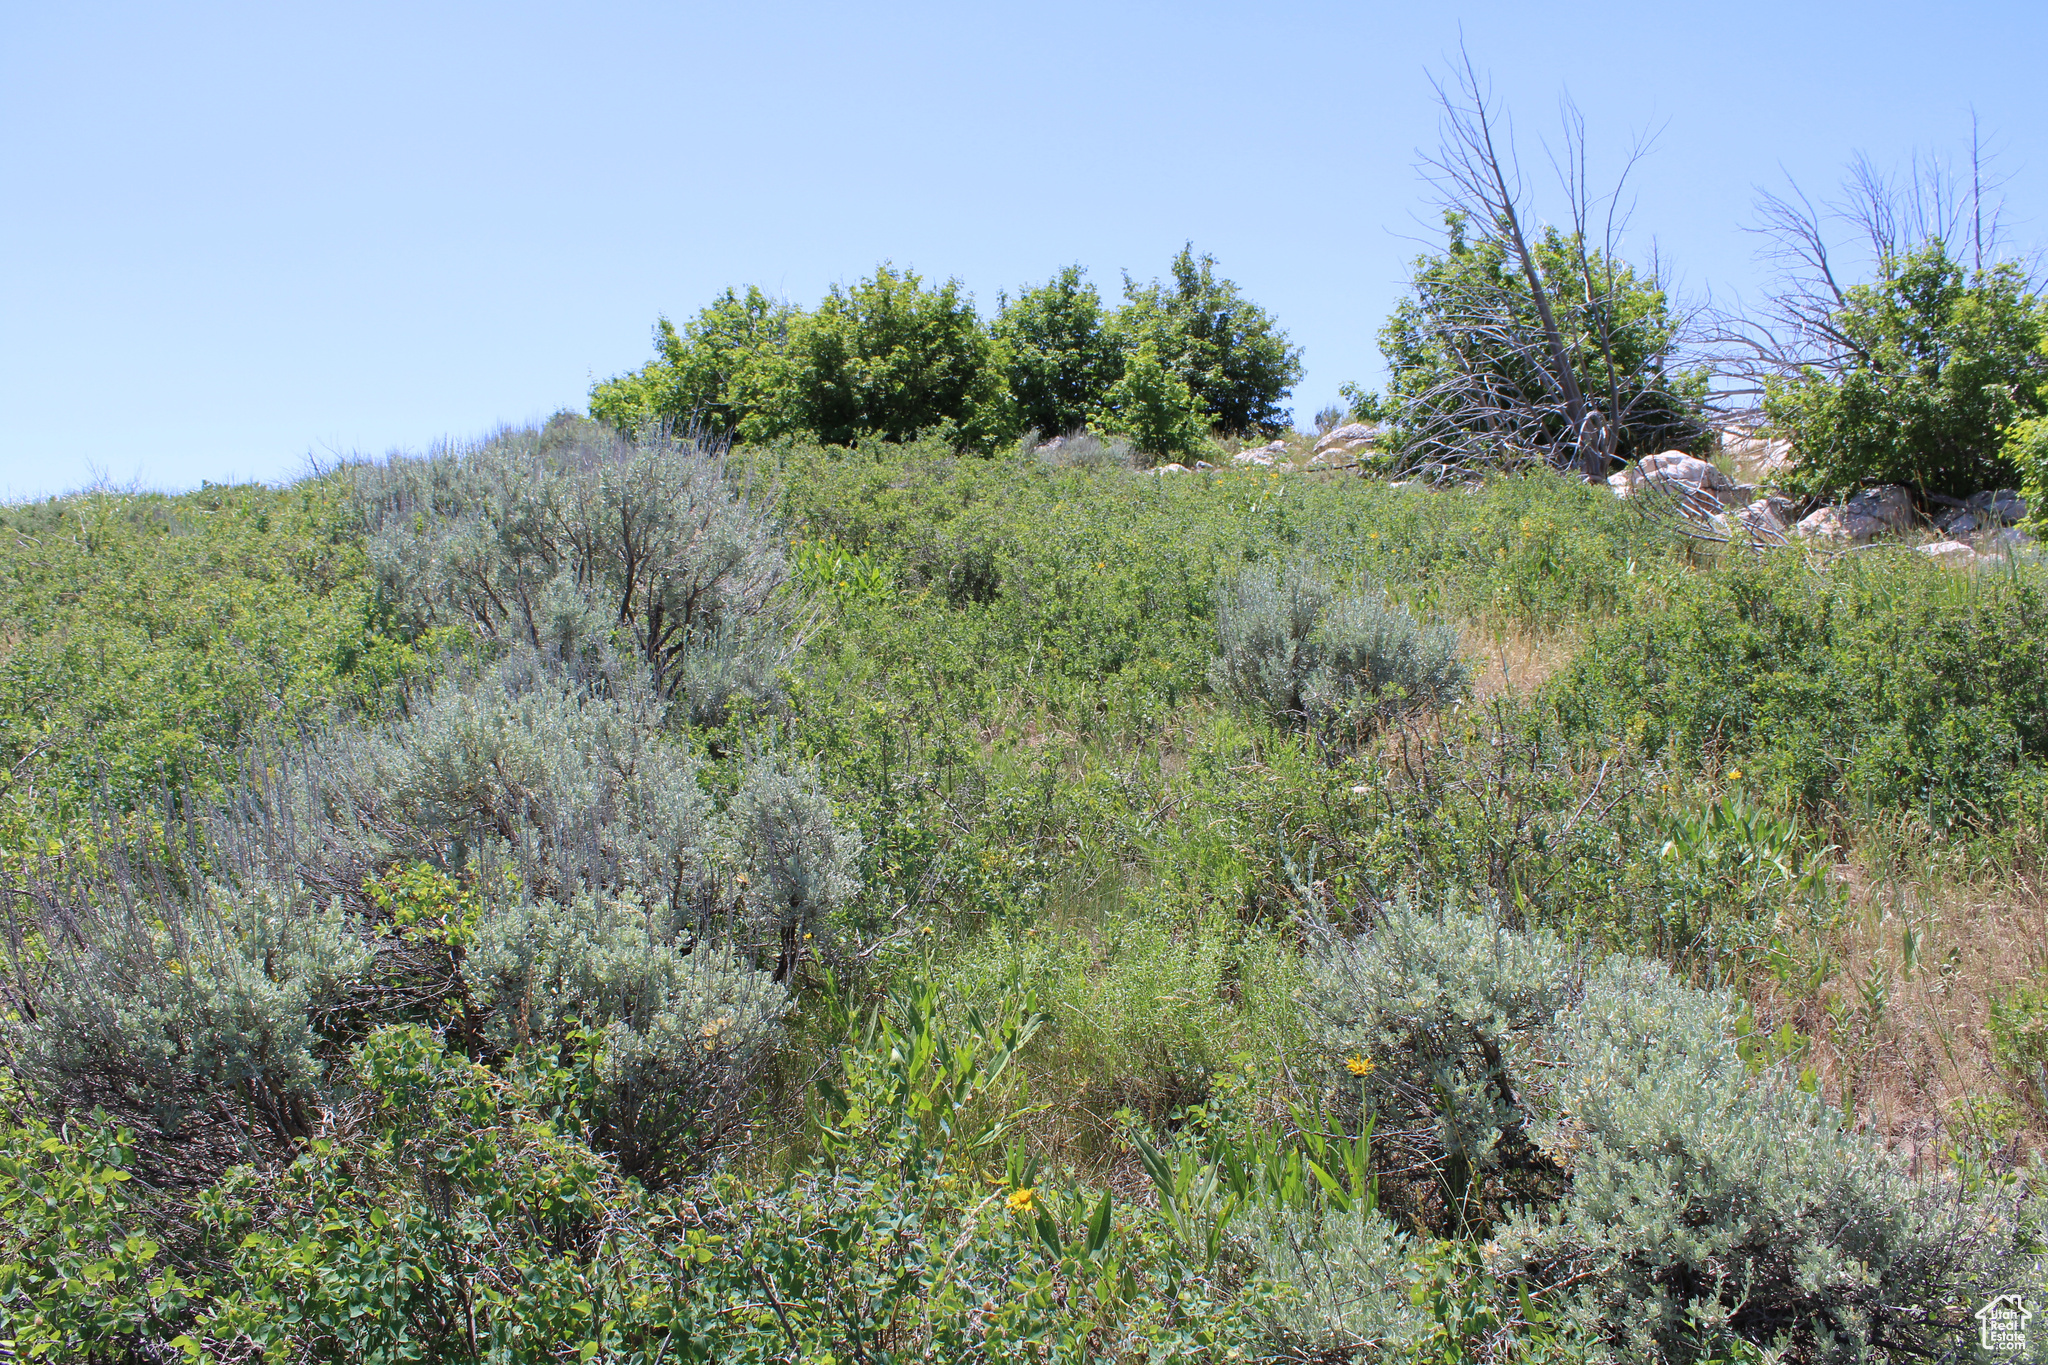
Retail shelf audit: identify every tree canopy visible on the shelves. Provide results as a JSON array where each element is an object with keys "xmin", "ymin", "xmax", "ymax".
[
  {"xmin": 1764, "ymin": 241, "xmax": 2048, "ymax": 498},
  {"xmin": 590, "ymin": 249, "xmax": 1300, "ymax": 454},
  {"xmin": 1375, "ymin": 213, "xmax": 1708, "ymax": 476}
]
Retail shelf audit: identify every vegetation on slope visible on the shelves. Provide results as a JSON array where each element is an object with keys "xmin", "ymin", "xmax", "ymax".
[{"xmin": 3, "ymin": 424, "xmax": 2045, "ymax": 1362}]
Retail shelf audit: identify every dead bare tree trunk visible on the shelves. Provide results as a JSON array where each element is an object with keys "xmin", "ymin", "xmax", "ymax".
[{"xmin": 1390, "ymin": 45, "xmax": 1706, "ymax": 484}]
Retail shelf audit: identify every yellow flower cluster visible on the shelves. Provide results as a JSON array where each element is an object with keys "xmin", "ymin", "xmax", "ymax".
[
  {"xmin": 1345, "ymin": 1055, "xmax": 1375, "ymax": 1077},
  {"xmin": 1006, "ymin": 1187, "xmax": 1037, "ymax": 1213}
]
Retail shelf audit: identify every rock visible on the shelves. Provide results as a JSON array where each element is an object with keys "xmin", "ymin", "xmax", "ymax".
[
  {"xmin": 1611, "ymin": 450, "xmax": 1737, "ymax": 500},
  {"xmin": 1984, "ymin": 526, "xmax": 2033, "ymax": 555},
  {"xmin": 1917, "ymin": 540, "xmax": 1977, "ymax": 564},
  {"xmin": 1313, "ymin": 422, "xmax": 1380, "ymax": 455},
  {"xmin": 1794, "ymin": 485, "xmax": 1917, "ymax": 544},
  {"xmin": 1232, "ymin": 440, "xmax": 1289, "ymax": 468},
  {"xmin": 1719, "ymin": 430, "xmax": 1794, "ymax": 476},
  {"xmin": 1151, "ymin": 463, "xmax": 1189, "ymax": 475},
  {"xmin": 1733, "ymin": 499, "xmax": 1787, "ymax": 537},
  {"xmin": 1193, "ymin": 460, "xmax": 1216, "ymax": 471},
  {"xmin": 1936, "ymin": 507, "xmax": 1981, "ymax": 536},
  {"xmin": 1645, "ymin": 450, "xmax": 1737, "ymax": 490},
  {"xmin": 1967, "ymin": 488, "xmax": 2028, "ymax": 526}
]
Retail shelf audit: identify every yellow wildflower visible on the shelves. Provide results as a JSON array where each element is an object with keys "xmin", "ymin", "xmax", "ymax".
[
  {"xmin": 1726, "ymin": 768, "xmax": 1743, "ymax": 781},
  {"xmin": 1007, "ymin": 1187, "xmax": 1037, "ymax": 1213},
  {"xmin": 1345, "ymin": 1055, "xmax": 1375, "ymax": 1077}
]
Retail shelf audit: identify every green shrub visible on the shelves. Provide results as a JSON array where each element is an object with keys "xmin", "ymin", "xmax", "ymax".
[
  {"xmin": 1302, "ymin": 900, "xmax": 1571, "ymax": 1223},
  {"xmin": 1766, "ymin": 241, "xmax": 2048, "ymax": 499},
  {"xmin": 1553, "ymin": 549, "xmax": 2048, "ymax": 829},
  {"xmin": 1508, "ymin": 954, "xmax": 2031, "ymax": 1361},
  {"xmin": 1108, "ymin": 244, "xmax": 1303, "ymax": 435},
  {"xmin": 994, "ymin": 264, "xmax": 1122, "ymax": 439},
  {"xmin": 748, "ymin": 264, "xmax": 1017, "ymax": 450},
  {"xmin": 0, "ymin": 1111, "xmax": 195, "ymax": 1359},
  {"xmin": 194, "ymin": 1024, "xmax": 726, "ymax": 1361},
  {"xmin": 1209, "ymin": 562, "xmax": 1467, "ymax": 740},
  {"xmin": 1989, "ymin": 983, "xmax": 2048, "ymax": 1113},
  {"xmin": 2012, "ymin": 412, "xmax": 2048, "ymax": 532},
  {"xmin": 0, "ymin": 478, "xmax": 415, "ymax": 841},
  {"xmin": 587, "ymin": 286, "xmax": 796, "ymax": 438},
  {"xmin": 356, "ymin": 426, "xmax": 790, "ymax": 717},
  {"xmin": 1094, "ymin": 339, "xmax": 1210, "ymax": 462}
]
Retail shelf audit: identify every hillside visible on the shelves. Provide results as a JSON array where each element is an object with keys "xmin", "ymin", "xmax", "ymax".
[{"xmin": 2, "ymin": 423, "xmax": 2045, "ymax": 1362}]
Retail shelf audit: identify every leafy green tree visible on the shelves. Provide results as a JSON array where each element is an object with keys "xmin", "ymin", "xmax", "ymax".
[
  {"xmin": 993, "ymin": 265, "xmax": 1122, "ymax": 438},
  {"xmin": 1378, "ymin": 214, "xmax": 1707, "ymax": 473},
  {"xmin": 589, "ymin": 286, "xmax": 797, "ymax": 438},
  {"xmin": 1094, "ymin": 340, "xmax": 1208, "ymax": 462},
  {"xmin": 2010, "ymin": 412, "xmax": 2048, "ymax": 531},
  {"xmin": 1109, "ymin": 245, "xmax": 1303, "ymax": 435},
  {"xmin": 740, "ymin": 264, "xmax": 1015, "ymax": 450},
  {"xmin": 1764, "ymin": 241, "xmax": 2048, "ymax": 499}
]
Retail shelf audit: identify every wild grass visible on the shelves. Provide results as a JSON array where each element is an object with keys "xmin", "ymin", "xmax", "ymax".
[{"xmin": 7, "ymin": 428, "xmax": 2048, "ymax": 1361}]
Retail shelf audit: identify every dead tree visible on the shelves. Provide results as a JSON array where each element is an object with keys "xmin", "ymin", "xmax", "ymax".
[
  {"xmin": 1709, "ymin": 119, "xmax": 2041, "ymax": 405},
  {"xmin": 1385, "ymin": 48, "xmax": 1708, "ymax": 484}
]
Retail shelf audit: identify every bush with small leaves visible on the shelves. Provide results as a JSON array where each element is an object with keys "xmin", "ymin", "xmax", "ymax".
[
  {"xmin": 1503, "ymin": 954, "xmax": 2036, "ymax": 1361},
  {"xmin": 1030, "ymin": 430, "xmax": 1135, "ymax": 470},
  {"xmin": 229, "ymin": 647, "xmax": 720, "ymax": 927},
  {"xmin": 1302, "ymin": 899, "xmax": 1572, "ymax": 1222},
  {"xmin": 1237, "ymin": 1203, "xmax": 1423, "ymax": 1352},
  {"xmin": 729, "ymin": 759, "xmax": 861, "ymax": 979},
  {"xmin": 1210, "ymin": 562, "xmax": 1467, "ymax": 741},
  {"xmin": 14, "ymin": 874, "xmax": 373, "ymax": 1142},
  {"xmin": 355, "ymin": 424, "xmax": 790, "ymax": 715},
  {"xmin": 465, "ymin": 890, "xmax": 784, "ymax": 1179}
]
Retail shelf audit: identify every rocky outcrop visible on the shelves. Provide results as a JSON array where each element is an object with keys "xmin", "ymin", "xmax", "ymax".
[
  {"xmin": 1312, "ymin": 422, "xmax": 1380, "ymax": 460},
  {"xmin": 1794, "ymin": 486, "xmax": 1917, "ymax": 544},
  {"xmin": 1935, "ymin": 489, "xmax": 2027, "ymax": 536},
  {"xmin": 1232, "ymin": 441, "xmax": 1289, "ymax": 467},
  {"xmin": 1917, "ymin": 540, "xmax": 1977, "ymax": 564},
  {"xmin": 1719, "ymin": 429, "xmax": 1794, "ymax": 477},
  {"xmin": 1608, "ymin": 450, "xmax": 1738, "ymax": 498}
]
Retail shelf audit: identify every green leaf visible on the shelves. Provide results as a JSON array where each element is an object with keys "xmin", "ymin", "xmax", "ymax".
[{"xmin": 1084, "ymin": 1190, "xmax": 1113, "ymax": 1258}]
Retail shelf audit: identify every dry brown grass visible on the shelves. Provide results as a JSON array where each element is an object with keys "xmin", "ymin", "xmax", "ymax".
[
  {"xmin": 1457, "ymin": 621, "xmax": 1581, "ymax": 706},
  {"xmin": 1743, "ymin": 851, "xmax": 2048, "ymax": 1172}
]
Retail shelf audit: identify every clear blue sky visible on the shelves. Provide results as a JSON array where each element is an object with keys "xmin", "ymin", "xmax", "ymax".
[{"xmin": 3, "ymin": 1, "xmax": 2043, "ymax": 499}]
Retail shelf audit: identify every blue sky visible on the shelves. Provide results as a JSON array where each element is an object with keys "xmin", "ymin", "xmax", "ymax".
[{"xmin": 3, "ymin": 1, "xmax": 2043, "ymax": 498}]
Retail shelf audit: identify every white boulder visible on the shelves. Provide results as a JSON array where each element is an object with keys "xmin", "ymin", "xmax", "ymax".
[
  {"xmin": 1794, "ymin": 485, "xmax": 1917, "ymax": 544},
  {"xmin": 1719, "ymin": 429, "xmax": 1794, "ymax": 477},
  {"xmin": 1610, "ymin": 450, "xmax": 1738, "ymax": 498},
  {"xmin": 1916, "ymin": 540, "xmax": 1977, "ymax": 564},
  {"xmin": 1313, "ymin": 422, "xmax": 1380, "ymax": 455}
]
